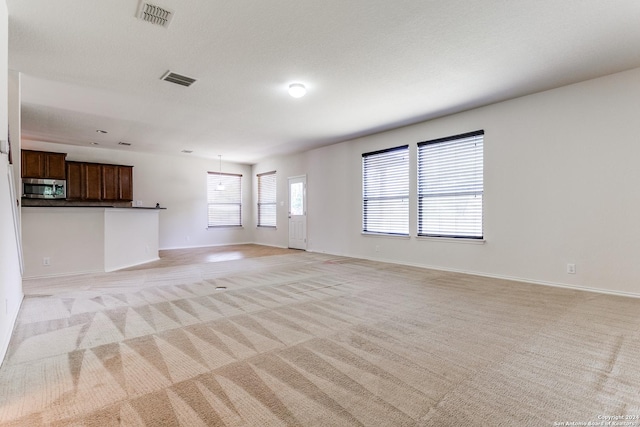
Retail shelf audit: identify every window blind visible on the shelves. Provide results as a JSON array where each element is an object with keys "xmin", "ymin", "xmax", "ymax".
[
  {"xmin": 418, "ymin": 130, "xmax": 484, "ymax": 238},
  {"xmin": 257, "ymin": 171, "xmax": 277, "ymax": 227},
  {"xmin": 207, "ymin": 172, "xmax": 242, "ymax": 227},
  {"xmin": 362, "ymin": 145, "xmax": 409, "ymax": 235}
]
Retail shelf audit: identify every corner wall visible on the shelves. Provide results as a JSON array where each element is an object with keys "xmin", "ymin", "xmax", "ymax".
[
  {"xmin": 253, "ymin": 67, "xmax": 640, "ymax": 296},
  {"xmin": 0, "ymin": 0, "xmax": 24, "ymax": 364}
]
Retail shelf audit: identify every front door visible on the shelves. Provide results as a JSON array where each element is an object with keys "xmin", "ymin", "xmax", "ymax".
[{"xmin": 288, "ymin": 175, "xmax": 307, "ymax": 250}]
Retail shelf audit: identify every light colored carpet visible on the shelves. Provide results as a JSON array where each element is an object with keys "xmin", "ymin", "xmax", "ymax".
[{"xmin": 1, "ymin": 252, "xmax": 639, "ymax": 426}]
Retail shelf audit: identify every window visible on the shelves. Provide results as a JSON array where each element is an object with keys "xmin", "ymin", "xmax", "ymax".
[
  {"xmin": 257, "ymin": 171, "xmax": 277, "ymax": 227},
  {"xmin": 418, "ymin": 130, "xmax": 484, "ymax": 239},
  {"xmin": 362, "ymin": 145, "xmax": 409, "ymax": 235},
  {"xmin": 207, "ymin": 172, "xmax": 242, "ymax": 227}
]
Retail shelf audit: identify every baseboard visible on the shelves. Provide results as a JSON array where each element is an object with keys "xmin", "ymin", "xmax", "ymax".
[
  {"xmin": 106, "ymin": 257, "xmax": 161, "ymax": 272},
  {"xmin": 160, "ymin": 242, "xmax": 254, "ymax": 251},
  {"xmin": 0, "ymin": 293, "xmax": 24, "ymax": 368},
  {"xmin": 22, "ymin": 269, "xmax": 104, "ymax": 280},
  {"xmin": 252, "ymin": 242, "xmax": 289, "ymax": 250},
  {"xmin": 310, "ymin": 251, "xmax": 640, "ymax": 300}
]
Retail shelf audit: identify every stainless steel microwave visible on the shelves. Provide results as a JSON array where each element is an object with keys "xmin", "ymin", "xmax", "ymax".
[{"xmin": 23, "ymin": 178, "xmax": 67, "ymax": 199}]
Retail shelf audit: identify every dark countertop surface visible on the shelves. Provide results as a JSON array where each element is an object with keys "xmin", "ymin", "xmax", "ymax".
[
  {"xmin": 21, "ymin": 199, "xmax": 166, "ymax": 209},
  {"xmin": 22, "ymin": 205, "xmax": 167, "ymax": 209}
]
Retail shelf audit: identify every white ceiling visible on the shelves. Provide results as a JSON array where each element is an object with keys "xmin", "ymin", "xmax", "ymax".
[{"xmin": 7, "ymin": 0, "xmax": 640, "ymax": 164}]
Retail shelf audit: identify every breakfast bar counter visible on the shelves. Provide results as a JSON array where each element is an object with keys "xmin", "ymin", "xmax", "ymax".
[{"xmin": 22, "ymin": 206, "xmax": 163, "ymax": 278}]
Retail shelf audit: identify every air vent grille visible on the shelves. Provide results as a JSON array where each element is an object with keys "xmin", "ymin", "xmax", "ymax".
[
  {"xmin": 161, "ymin": 71, "xmax": 197, "ymax": 87},
  {"xmin": 118, "ymin": 142, "xmax": 132, "ymax": 146},
  {"xmin": 137, "ymin": 2, "xmax": 173, "ymax": 28}
]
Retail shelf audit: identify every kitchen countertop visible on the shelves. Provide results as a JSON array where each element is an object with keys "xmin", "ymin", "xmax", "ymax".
[
  {"xmin": 21, "ymin": 199, "xmax": 166, "ymax": 209},
  {"xmin": 22, "ymin": 205, "xmax": 166, "ymax": 209}
]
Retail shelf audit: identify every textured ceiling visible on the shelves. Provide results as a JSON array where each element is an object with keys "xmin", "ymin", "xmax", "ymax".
[{"xmin": 7, "ymin": 0, "xmax": 640, "ymax": 164}]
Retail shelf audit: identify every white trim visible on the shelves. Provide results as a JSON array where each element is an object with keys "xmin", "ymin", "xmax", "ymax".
[
  {"xmin": 22, "ymin": 269, "xmax": 104, "ymax": 280},
  {"xmin": 361, "ymin": 232, "xmax": 410, "ymax": 240},
  {"xmin": 311, "ymin": 251, "xmax": 640, "ymax": 300},
  {"xmin": 254, "ymin": 242, "xmax": 290, "ymax": 250},
  {"xmin": 105, "ymin": 257, "xmax": 160, "ymax": 272},
  {"xmin": 287, "ymin": 174, "xmax": 307, "ymax": 180},
  {"xmin": 7, "ymin": 166, "xmax": 22, "ymax": 274},
  {"xmin": 0, "ymin": 294, "xmax": 23, "ymax": 368},
  {"xmin": 287, "ymin": 175, "xmax": 307, "ymax": 250},
  {"xmin": 416, "ymin": 236, "xmax": 486, "ymax": 245},
  {"xmin": 160, "ymin": 241, "xmax": 255, "ymax": 251}
]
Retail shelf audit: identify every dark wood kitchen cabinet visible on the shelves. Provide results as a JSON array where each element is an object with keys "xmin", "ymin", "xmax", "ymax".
[
  {"xmin": 21, "ymin": 150, "xmax": 67, "ymax": 179},
  {"xmin": 101, "ymin": 165, "xmax": 119, "ymax": 200},
  {"xmin": 101, "ymin": 165, "xmax": 133, "ymax": 201},
  {"xmin": 118, "ymin": 166, "xmax": 133, "ymax": 201},
  {"xmin": 84, "ymin": 163, "xmax": 103, "ymax": 200},
  {"xmin": 65, "ymin": 162, "xmax": 83, "ymax": 200},
  {"xmin": 66, "ymin": 161, "xmax": 102, "ymax": 200},
  {"xmin": 66, "ymin": 161, "xmax": 133, "ymax": 201}
]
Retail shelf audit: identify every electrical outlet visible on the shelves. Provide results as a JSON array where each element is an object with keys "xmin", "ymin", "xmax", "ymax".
[
  {"xmin": 567, "ymin": 263, "xmax": 576, "ymax": 274},
  {"xmin": 375, "ymin": 245, "xmax": 380, "ymax": 253},
  {"xmin": 136, "ymin": 200, "xmax": 143, "ymax": 207},
  {"xmin": 43, "ymin": 257, "xmax": 51, "ymax": 266}
]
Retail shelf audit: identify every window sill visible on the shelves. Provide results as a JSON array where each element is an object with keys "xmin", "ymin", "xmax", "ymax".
[
  {"xmin": 207, "ymin": 226, "xmax": 244, "ymax": 229},
  {"xmin": 416, "ymin": 235, "xmax": 485, "ymax": 244},
  {"xmin": 257, "ymin": 226, "xmax": 277, "ymax": 230},
  {"xmin": 362, "ymin": 232, "xmax": 411, "ymax": 240}
]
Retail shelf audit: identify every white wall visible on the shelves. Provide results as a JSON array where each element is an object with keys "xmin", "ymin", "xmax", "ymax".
[
  {"xmin": 20, "ymin": 142, "xmax": 254, "ymax": 250},
  {"xmin": 0, "ymin": 0, "xmax": 24, "ymax": 364},
  {"xmin": 8, "ymin": 70, "xmax": 20, "ymax": 221},
  {"xmin": 253, "ymin": 67, "xmax": 640, "ymax": 296},
  {"xmin": 104, "ymin": 209, "xmax": 159, "ymax": 272},
  {"xmin": 22, "ymin": 207, "xmax": 161, "ymax": 277},
  {"xmin": 0, "ymin": 157, "xmax": 22, "ymax": 363},
  {"xmin": 22, "ymin": 207, "xmax": 104, "ymax": 277}
]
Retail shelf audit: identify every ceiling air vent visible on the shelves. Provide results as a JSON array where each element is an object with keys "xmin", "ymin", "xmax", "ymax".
[
  {"xmin": 161, "ymin": 71, "xmax": 197, "ymax": 87},
  {"xmin": 137, "ymin": 2, "xmax": 174, "ymax": 28},
  {"xmin": 118, "ymin": 142, "xmax": 132, "ymax": 146}
]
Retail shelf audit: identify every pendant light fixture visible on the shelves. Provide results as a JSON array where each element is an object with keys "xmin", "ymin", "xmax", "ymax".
[{"xmin": 216, "ymin": 155, "xmax": 225, "ymax": 191}]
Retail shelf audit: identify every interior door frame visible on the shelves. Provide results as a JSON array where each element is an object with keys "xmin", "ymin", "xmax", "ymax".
[{"xmin": 288, "ymin": 174, "xmax": 307, "ymax": 250}]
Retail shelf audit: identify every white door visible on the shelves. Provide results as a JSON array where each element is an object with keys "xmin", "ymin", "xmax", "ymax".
[{"xmin": 288, "ymin": 175, "xmax": 307, "ymax": 250}]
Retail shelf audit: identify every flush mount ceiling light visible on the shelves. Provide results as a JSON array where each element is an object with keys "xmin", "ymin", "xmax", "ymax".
[
  {"xmin": 91, "ymin": 142, "xmax": 99, "ymax": 145},
  {"xmin": 288, "ymin": 83, "xmax": 306, "ymax": 98},
  {"xmin": 96, "ymin": 130, "xmax": 108, "ymax": 134}
]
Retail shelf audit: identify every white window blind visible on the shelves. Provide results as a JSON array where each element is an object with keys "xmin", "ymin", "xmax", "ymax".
[
  {"xmin": 257, "ymin": 171, "xmax": 277, "ymax": 227},
  {"xmin": 418, "ymin": 130, "xmax": 484, "ymax": 238},
  {"xmin": 207, "ymin": 172, "xmax": 242, "ymax": 227},
  {"xmin": 362, "ymin": 145, "xmax": 409, "ymax": 235}
]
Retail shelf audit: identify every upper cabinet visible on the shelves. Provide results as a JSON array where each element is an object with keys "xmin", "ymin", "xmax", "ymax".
[
  {"xmin": 117, "ymin": 166, "xmax": 133, "ymax": 201},
  {"xmin": 84, "ymin": 163, "xmax": 103, "ymax": 201},
  {"xmin": 65, "ymin": 161, "xmax": 83, "ymax": 200},
  {"xmin": 21, "ymin": 150, "xmax": 67, "ymax": 179},
  {"xmin": 66, "ymin": 161, "xmax": 133, "ymax": 202},
  {"xmin": 22, "ymin": 150, "xmax": 134, "ymax": 203}
]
